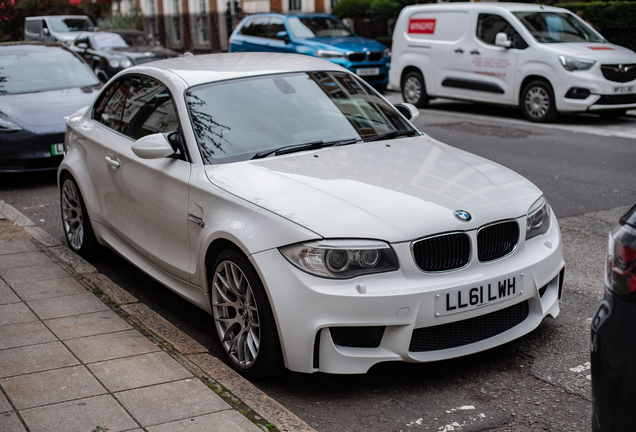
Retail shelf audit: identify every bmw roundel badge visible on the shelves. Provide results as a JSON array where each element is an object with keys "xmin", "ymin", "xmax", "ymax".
[{"xmin": 454, "ymin": 210, "xmax": 472, "ymax": 222}]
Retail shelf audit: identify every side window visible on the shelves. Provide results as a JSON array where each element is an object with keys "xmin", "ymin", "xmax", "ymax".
[
  {"xmin": 120, "ymin": 76, "xmax": 179, "ymax": 140},
  {"xmin": 251, "ymin": 17, "xmax": 270, "ymax": 38},
  {"xmin": 268, "ymin": 18, "xmax": 286, "ymax": 38},
  {"xmin": 477, "ymin": 14, "xmax": 528, "ymax": 50},
  {"xmin": 93, "ymin": 78, "xmax": 130, "ymax": 132},
  {"xmin": 240, "ymin": 19, "xmax": 254, "ymax": 36},
  {"xmin": 25, "ymin": 20, "xmax": 42, "ymax": 35}
]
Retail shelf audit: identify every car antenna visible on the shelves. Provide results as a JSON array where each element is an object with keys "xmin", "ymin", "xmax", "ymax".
[{"xmin": 534, "ymin": 0, "xmax": 544, "ymax": 10}]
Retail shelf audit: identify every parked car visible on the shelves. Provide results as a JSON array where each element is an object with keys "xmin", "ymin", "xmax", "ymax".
[
  {"xmin": 70, "ymin": 31, "xmax": 179, "ymax": 79},
  {"xmin": 106, "ymin": 29, "xmax": 162, "ymax": 47},
  {"xmin": 229, "ymin": 13, "xmax": 391, "ymax": 91},
  {"xmin": 389, "ymin": 3, "xmax": 636, "ymax": 122},
  {"xmin": 59, "ymin": 52, "xmax": 564, "ymax": 379},
  {"xmin": 24, "ymin": 15, "xmax": 95, "ymax": 45},
  {"xmin": 591, "ymin": 203, "xmax": 636, "ymax": 432},
  {"xmin": 0, "ymin": 42, "xmax": 101, "ymax": 173}
]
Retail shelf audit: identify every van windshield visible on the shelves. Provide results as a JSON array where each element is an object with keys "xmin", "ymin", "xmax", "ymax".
[
  {"xmin": 513, "ymin": 12, "xmax": 604, "ymax": 43},
  {"xmin": 48, "ymin": 17, "xmax": 94, "ymax": 33}
]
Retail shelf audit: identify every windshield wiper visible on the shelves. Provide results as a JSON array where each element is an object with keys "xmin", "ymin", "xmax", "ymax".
[
  {"xmin": 251, "ymin": 138, "xmax": 360, "ymax": 160},
  {"xmin": 363, "ymin": 130, "xmax": 420, "ymax": 143}
]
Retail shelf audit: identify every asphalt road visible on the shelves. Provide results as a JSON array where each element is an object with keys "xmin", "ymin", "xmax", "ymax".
[{"xmin": 1, "ymin": 99, "xmax": 635, "ymax": 431}]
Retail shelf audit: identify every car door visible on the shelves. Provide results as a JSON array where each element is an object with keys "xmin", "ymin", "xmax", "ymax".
[
  {"xmin": 264, "ymin": 17, "xmax": 297, "ymax": 53},
  {"xmin": 88, "ymin": 75, "xmax": 192, "ymax": 281},
  {"xmin": 460, "ymin": 13, "xmax": 526, "ymax": 103}
]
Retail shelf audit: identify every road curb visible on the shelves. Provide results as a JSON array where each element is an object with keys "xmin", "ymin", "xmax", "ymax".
[{"xmin": 0, "ymin": 199, "xmax": 317, "ymax": 432}]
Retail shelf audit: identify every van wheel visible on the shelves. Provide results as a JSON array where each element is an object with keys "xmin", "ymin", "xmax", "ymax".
[
  {"xmin": 521, "ymin": 80, "xmax": 557, "ymax": 123},
  {"xmin": 402, "ymin": 72, "xmax": 429, "ymax": 108}
]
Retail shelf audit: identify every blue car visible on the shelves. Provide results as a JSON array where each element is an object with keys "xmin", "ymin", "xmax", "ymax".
[{"xmin": 229, "ymin": 13, "xmax": 390, "ymax": 91}]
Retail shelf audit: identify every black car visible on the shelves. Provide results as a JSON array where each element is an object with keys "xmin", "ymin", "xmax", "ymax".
[
  {"xmin": 591, "ymin": 203, "xmax": 636, "ymax": 432},
  {"xmin": 71, "ymin": 31, "xmax": 178, "ymax": 79},
  {"xmin": 0, "ymin": 42, "xmax": 102, "ymax": 172}
]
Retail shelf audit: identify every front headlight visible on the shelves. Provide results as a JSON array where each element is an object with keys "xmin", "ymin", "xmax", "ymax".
[
  {"xmin": 108, "ymin": 58, "xmax": 121, "ymax": 68},
  {"xmin": 120, "ymin": 58, "xmax": 133, "ymax": 68},
  {"xmin": 0, "ymin": 117, "xmax": 23, "ymax": 132},
  {"xmin": 526, "ymin": 196, "xmax": 551, "ymax": 240},
  {"xmin": 382, "ymin": 48, "xmax": 391, "ymax": 58},
  {"xmin": 316, "ymin": 50, "xmax": 345, "ymax": 59},
  {"xmin": 280, "ymin": 239, "xmax": 399, "ymax": 279},
  {"xmin": 559, "ymin": 55, "xmax": 595, "ymax": 71}
]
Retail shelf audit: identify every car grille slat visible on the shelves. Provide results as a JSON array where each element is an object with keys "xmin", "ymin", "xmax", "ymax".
[
  {"xmin": 347, "ymin": 52, "xmax": 365, "ymax": 62},
  {"xmin": 477, "ymin": 221, "xmax": 519, "ymax": 262},
  {"xmin": 412, "ymin": 233, "xmax": 470, "ymax": 272},
  {"xmin": 600, "ymin": 64, "xmax": 636, "ymax": 83},
  {"xmin": 367, "ymin": 51, "xmax": 382, "ymax": 61},
  {"xmin": 409, "ymin": 300, "xmax": 529, "ymax": 352}
]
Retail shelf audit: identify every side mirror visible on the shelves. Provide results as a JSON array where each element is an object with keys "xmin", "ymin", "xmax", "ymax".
[
  {"xmin": 77, "ymin": 42, "xmax": 88, "ymax": 49},
  {"xmin": 43, "ymin": 28, "xmax": 50, "ymax": 36},
  {"xmin": 96, "ymin": 70, "xmax": 109, "ymax": 83},
  {"xmin": 276, "ymin": 31, "xmax": 290, "ymax": 43},
  {"xmin": 495, "ymin": 32, "xmax": 512, "ymax": 48},
  {"xmin": 131, "ymin": 133, "xmax": 175, "ymax": 159},
  {"xmin": 394, "ymin": 103, "xmax": 420, "ymax": 122}
]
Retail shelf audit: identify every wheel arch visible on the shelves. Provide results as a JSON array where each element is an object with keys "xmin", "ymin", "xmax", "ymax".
[{"xmin": 519, "ymin": 75, "xmax": 553, "ymax": 106}]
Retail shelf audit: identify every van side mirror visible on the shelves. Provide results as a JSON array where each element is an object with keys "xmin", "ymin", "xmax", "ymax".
[
  {"xmin": 394, "ymin": 103, "xmax": 420, "ymax": 122},
  {"xmin": 77, "ymin": 42, "xmax": 88, "ymax": 50},
  {"xmin": 495, "ymin": 32, "xmax": 512, "ymax": 48},
  {"xmin": 276, "ymin": 31, "xmax": 290, "ymax": 43}
]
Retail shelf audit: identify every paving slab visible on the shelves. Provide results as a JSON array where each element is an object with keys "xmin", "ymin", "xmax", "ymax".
[
  {"xmin": 115, "ymin": 379, "xmax": 230, "ymax": 427},
  {"xmin": 45, "ymin": 310, "xmax": 132, "ymax": 340},
  {"xmin": 20, "ymin": 395, "xmax": 139, "ymax": 432},
  {"xmin": 0, "ymin": 239, "xmax": 36, "ymax": 255},
  {"xmin": 0, "ymin": 392, "xmax": 12, "ymax": 413},
  {"xmin": 0, "ymin": 321, "xmax": 56, "ymax": 349},
  {"xmin": 1, "ymin": 366, "xmax": 107, "ymax": 410},
  {"xmin": 0, "ymin": 302, "xmax": 38, "ymax": 325},
  {"xmin": 89, "ymin": 351, "xmax": 192, "ymax": 392},
  {"xmin": 0, "ymin": 284, "xmax": 20, "ymax": 304},
  {"xmin": 0, "ymin": 342, "xmax": 79, "ymax": 378},
  {"xmin": 65, "ymin": 329, "xmax": 161, "ymax": 363},
  {"xmin": 28, "ymin": 293, "xmax": 109, "ymax": 320},
  {"xmin": 0, "ymin": 251, "xmax": 54, "ymax": 270},
  {"xmin": 148, "ymin": 410, "xmax": 263, "ymax": 432},
  {"xmin": 0, "ymin": 412, "xmax": 27, "ymax": 432},
  {"xmin": 0, "ymin": 264, "xmax": 69, "ymax": 286},
  {"xmin": 10, "ymin": 277, "xmax": 87, "ymax": 301}
]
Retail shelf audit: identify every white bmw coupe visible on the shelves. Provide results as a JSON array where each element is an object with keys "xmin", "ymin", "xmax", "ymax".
[{"xmin": 59, "ymin": 53, "xmax": 564, "ymax": 379}]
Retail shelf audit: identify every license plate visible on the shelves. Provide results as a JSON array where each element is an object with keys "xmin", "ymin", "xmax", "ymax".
[
  {"xmin": 433, "ymin": 273, "xmax": 523, "ymax": 317},
  {"xmin": 357, "ymin": 68, "xmax": 379, "ymax": 77},
  {"xmin": 50, "ymin": 143, "xmax": 65, "ymax": 156},
  {"xmin": 612, "ymin": 85, "xmax": 635, "ymax": 94}
]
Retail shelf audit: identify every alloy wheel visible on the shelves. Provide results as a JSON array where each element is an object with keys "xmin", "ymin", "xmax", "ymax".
[
  {"xmin": 212, "ymin": 260, "xmax": 261, "ymax": 370},
  {"xmin": 403, "ymin": 76, "xmax": 422, "ymax": 105},
  {"xmin": 524, "ymin": 86, "xmax": 550, "ymax": 120},
  {"xmin": 61, "ymin": 180, "xmax": 84, "ymax": 251}
]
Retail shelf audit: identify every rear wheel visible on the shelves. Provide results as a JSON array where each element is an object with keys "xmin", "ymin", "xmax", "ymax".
[
  {"xmin": 402, "ymin": 71, "xmax": 429, "ymax": 108},
  {"xmin": 60, "ymin": 174, "xmax": 99, "ymax": 258},
  {"xmin": 520, "ymin": 80, "xmax": 557, "ymax": 123},
  {"xmin": 210, "ymin": 249, "xmax": 283, "ymax": 380}
]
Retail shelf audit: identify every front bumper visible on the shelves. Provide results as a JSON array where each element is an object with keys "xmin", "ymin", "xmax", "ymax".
[
  {"xmin": 251, "ymin": 212, "xmax": 564, "ymax": 374},
  {"xmin": 554, "ymin": 67, "xmax": 636, "ymax": 112},
  {"xmin": 0, "ymin": 129, "xmax": 65, "ymax": 173}
]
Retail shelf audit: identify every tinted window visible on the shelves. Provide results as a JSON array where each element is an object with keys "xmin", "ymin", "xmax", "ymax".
[
  {"xmin": 288, "ymin": 16, "xmax": 353, "ymax": 39},
  {"xmin": 0, "ymin": 48, "xmax": 99, "ymax": 95},
  {"xmin": 477, "ymin": 14, "xmax": 528, "ymax": 50},
  {"xmin": 251, "ymin": 17, "xmax": 270, "ymax": 38},
  {"xmin": 48, "ymin": 17, "xmax": 94, "ymax": 32},
  {"xmin": 25, "ymin": 20, "xmax": 42, "ymax": 34},
  {"xmin": 93, "ymin": 33, "xmax": 128, "ymax": 49},
  {"xmin": 120, "ymin": 76, "xmax": 178, "ymax": 140},
  {"xmin": 268, "ymin": 18, "xmax": 286, "ymax": 38},
  {"xmin": 93, "ymin": 78, "xmax": 130, "ymax": 131},
  {"xmin": 240, "ymin": 19, "xmax": 254, "ymax": 36}
]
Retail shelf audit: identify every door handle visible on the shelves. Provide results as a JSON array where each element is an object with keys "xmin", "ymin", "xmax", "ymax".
[
  {"xmin": 470, "ymin": 50, "xmax": 481, "ymax": 55},
  {"xmin": 105, "ymin": 156, "xmax": 120, "ymax": 168},
  {"xmin": 454, "ymin": 48, "xmax": 464, "ymax": 53}
]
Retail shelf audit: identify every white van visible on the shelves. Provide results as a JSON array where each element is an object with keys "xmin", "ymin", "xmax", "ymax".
[
  {"xmin": 389, "ymin": 3, "xmax": 636, "ymax": 122},
  {"xmin": 24, "ymin": 16, "xmax": 95, "ymax": 45}
]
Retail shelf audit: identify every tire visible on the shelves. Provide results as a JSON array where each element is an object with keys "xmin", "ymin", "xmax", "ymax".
[
  {"xmin": 401, "ymin": 71, "xmax": 429, "ymax": 108},
  {"xmin": 209, "ymin": 249, "xmax": 283, "ymax": 380},
  {"xmin": 598, "ymin": 109, "xmax": 626, "ymax": 119},
  {"xmin": 60, "ymin": 174, "xmax": 100, "ymax": 258},
  {"xmin": 520, "ymin": 80, "xmax": 557, "ymax": 123}
]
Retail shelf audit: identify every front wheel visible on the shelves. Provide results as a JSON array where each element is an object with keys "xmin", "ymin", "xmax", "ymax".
[
  {"xmin": 210, "ymin": 249, "xmax": 283, "ymax": 380},
  {"xmin": 60, "ymin": 174, "xmax": 99, "ymax": 258},
  {"xmin": 520, "ymin": 80, "xmax": 557, "ymax": 123},
  {"xmin": 402, "ymin": 71, "xmax": 429, "ymax": 108}
]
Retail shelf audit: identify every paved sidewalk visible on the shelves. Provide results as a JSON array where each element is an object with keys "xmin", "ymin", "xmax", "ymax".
[{"xmin": 0, "ymin": 203, "xmax": 314, "ymax": 432}]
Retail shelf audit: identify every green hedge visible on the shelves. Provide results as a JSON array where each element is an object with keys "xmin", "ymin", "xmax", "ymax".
[{"xmin": 557, "ymin": 1, "xmax": 636, "ymax": 51}]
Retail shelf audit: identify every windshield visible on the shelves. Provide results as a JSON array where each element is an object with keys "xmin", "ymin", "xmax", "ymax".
[
  {"xmin": 513, "ymin": 12, "xmax": 604, "ymax": 43},
  {"xmin": 0, "ymin": 49, "xmax": 99, "ymax": 95},
  {"xmin": 93, "ymin": 33, "xmax": 129, "ymax": 49},
  {"xmin": 118, "ymin": 32, "xmax": 155, "ymax": 46},
  {"xmin": 48, "ymin": 17, "xmax": 94, "ymax": 33},
  {"xmin": 186, "ymin": 71, "xmax": 414, "ymax": 163},
  {"xmin": 288, "ymin": 16, "xmax": 354, "ymax": 38}
]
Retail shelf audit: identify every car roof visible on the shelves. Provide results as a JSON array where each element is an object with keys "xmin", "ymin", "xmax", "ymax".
[
  {"xmin": 241, "ymin": 12, "xmax": 337, "ymax": 18},
  {"xmin": 129, "ymin": 52, "xmax": 345, "ymax": 87},
  {"xmin": 404, "ymin": 2, "xmax": 568, "ymax": 13},
  {"xmin": 0, "ymin": 41, "xmax": 70, "ymax": 51},
  {"xmin": 26, "ymin": 15, "xmax": 93, "ymax": 20}
]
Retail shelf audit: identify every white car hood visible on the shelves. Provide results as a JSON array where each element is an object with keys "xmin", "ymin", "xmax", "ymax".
[
  {"xmin": 540, "ymin": 42, "xmax": 636, "ymax": 62},
  {"xmin": 204, "ymin": 135, "xmax": 541, "ymax": 242}
]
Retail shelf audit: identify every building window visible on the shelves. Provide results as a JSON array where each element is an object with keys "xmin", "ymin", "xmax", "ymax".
[
  {"xmin": 198, "ymin": 0, "xmax": 209, "ymax": 42},
  {"xmin": 172, "ymin": 0, "xmax": 181, "ymax": 41},
  {"xmin": 289, "ymin": 0, "xmax": 301, "ymax": 12}
]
